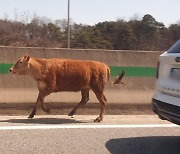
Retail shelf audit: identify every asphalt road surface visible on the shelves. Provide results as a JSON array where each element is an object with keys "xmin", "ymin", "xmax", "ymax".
[{"xmin": 0, "ymin": 115, "xmax": 179, "ymax": 154}]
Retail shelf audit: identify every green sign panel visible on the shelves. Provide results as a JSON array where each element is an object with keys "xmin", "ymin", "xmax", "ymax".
[
  {"xmin": 0, "ymin": 64, "xmax": 13, "ymax": 74},
  {"xmin": 110, "ymin": 66, "xmax": 156, "ymax": 77},
  {"xmin": 0, "ymin": 64, "xmax": 157, "ymax": 77}
]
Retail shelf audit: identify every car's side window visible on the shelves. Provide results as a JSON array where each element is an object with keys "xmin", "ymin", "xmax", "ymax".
[{"xmin": 167, "ymin": 40, "xmax": 180, "ymax": 53}]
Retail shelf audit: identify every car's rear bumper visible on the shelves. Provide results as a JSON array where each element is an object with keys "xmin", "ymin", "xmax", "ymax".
[{"xmin": 152, "ymin": 98, "xmax": 180, "ymax": 125}]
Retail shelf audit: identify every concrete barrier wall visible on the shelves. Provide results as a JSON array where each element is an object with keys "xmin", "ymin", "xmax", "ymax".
[
  {"xmin": 0, "ymin": 46, "xmax": 162, "ymax": 104},
  {"xmin": 0, "ymin": 46, "xmax": 161, "ymax": 66}
]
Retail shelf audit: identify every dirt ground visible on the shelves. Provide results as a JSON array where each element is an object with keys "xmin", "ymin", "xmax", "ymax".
[{"xmin": 0, "ymin": 102, "xmax": 153, "ymax": 116}]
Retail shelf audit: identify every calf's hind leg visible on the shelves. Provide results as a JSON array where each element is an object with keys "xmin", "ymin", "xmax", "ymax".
[
  {"xmin": 93, "ymin": 90, "xmax": 107, "ymax": 122},
  {"xmin": 68, "ymin": 89, "xmax": 89, "ymax": 116}
]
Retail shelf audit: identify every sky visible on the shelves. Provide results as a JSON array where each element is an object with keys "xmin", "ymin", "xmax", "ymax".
[{"xmin": 0, "ymin": 0, "xmax": 180, "ymax": 27}]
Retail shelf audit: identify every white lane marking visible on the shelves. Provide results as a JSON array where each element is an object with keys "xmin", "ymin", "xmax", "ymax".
[{"xmin": 0, "ymin": 124, "xmax": 178, "ymax": 130}]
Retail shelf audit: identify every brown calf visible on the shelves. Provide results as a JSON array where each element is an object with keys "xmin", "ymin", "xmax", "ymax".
[{"xmin": 10, "ymin": 55, "xmax": 125, "ymax": 122}]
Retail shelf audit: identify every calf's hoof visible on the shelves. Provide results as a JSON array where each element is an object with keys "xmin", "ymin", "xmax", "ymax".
[
  {"xmin": 68, "ymin": 111, "xmax": 75, "ymax": 117},
  {"xmin": 28, "ymin": 114, "xmax": 34, "ymax": 119},
  {"xmin": 94, "ymin": 117, "xmax": 102, "ymax": 123}
]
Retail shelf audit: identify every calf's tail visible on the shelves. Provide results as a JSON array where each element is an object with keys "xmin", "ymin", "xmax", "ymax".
[{"xmin": 107, "ymin": 67, "xmax": 125, "ymax": 84}]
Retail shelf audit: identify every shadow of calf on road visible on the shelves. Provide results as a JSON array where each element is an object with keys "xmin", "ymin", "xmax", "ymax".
[{"xmin": 0, "ymin": 117, "xmax": 85, "ymax": 124}]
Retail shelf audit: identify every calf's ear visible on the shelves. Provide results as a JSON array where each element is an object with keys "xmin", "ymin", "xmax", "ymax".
[{"xmin": 23, "ymin": 54, "xmax": 31, "ymax": 62}]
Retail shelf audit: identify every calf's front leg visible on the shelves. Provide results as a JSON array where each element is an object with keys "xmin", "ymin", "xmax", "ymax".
[{"xmin": 28, "ymin": 91, "xmax": 50, "ymax": 118}]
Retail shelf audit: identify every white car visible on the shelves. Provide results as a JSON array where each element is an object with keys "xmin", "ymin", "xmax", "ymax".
[{"xmin": 152, "ymin": 39, "xmax": 180, "ymax": 125}]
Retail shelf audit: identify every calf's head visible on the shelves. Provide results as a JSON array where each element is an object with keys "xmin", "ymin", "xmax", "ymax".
[{"xmin": 10, "ymin": 55, "xmax": 31, "ymax": 75}]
